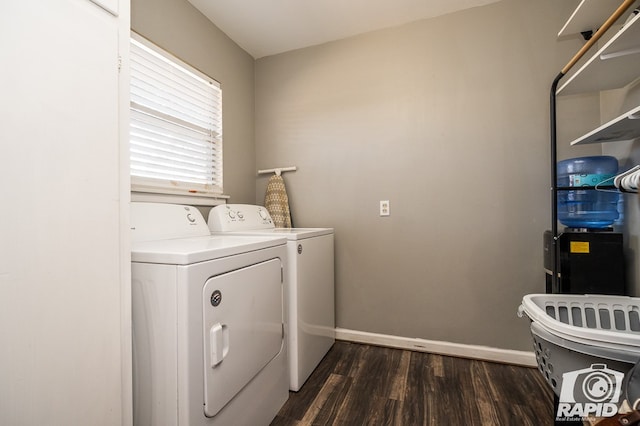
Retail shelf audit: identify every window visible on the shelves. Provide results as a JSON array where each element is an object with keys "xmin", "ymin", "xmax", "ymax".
[{"xmin": 129, "ymin": 33, "xmax": 223, "ymax": 197}]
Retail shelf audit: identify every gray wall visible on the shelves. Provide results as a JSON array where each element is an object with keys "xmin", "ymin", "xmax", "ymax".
[
  {"xmin": 254, "ymin": 0, "xmax": 603, "ymax": 351},
  {"xmin": 132, "ymin": 0, "xmax": 256, "ymax": 203}
]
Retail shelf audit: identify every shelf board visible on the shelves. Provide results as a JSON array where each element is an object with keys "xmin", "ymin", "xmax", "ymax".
[
  {"xmin": 557, "ymin": 12, "xmax": 640, "ymax": 95},
  {"xmin": 570, "ymin": 104, "xmax": 640, "ymax": 145},
  {"xmin": 558, "ymin": 0, "xmax": 625, "ymax": 38}
]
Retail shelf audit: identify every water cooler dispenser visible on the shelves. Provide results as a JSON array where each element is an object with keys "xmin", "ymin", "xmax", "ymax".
[
  {"xmin": 544, "ymin": 230, "xmax": 625, "ymax": 295},
  {"xmin": 545, "ymin": 156, "xmax": 626, "ymax": 295}
]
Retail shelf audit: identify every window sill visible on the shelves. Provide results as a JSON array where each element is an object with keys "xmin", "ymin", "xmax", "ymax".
[{"xmin": 131, "ymin": 191, "xmax": 229, "ymax": 207}]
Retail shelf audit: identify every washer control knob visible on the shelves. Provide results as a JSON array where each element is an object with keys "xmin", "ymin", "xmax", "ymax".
[
  {"xmin": 228, "ymin": 210, "xmax": 236, "ymax": 219},
  {"xmin": 186, "ymin": 213, "xmax": 196, "ymax": 223},
  {"xmin": 258, "ymin": 209, "xmax": 268, "ymax": 220}
]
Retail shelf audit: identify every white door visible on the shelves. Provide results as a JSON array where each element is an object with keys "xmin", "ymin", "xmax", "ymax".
[
  {"xmin": 0, "ymin": 1, "xmax": 129, "ymax": 425},
  {"xmin": 202, "ymin": 258, "xmax": 284, "ymax": 417}
]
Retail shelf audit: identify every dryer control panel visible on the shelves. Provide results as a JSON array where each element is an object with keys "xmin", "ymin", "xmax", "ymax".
[
  {"xmin": 131, "ymin": 202, "xmax": 210, "ymax": 243},
  {"xmin": 209, "ymin": 204, "xmax": 274, "ymax": 232}
]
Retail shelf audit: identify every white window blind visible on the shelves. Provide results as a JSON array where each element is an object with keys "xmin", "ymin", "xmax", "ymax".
[{"xmin": 130, "ymin": 33, "xmax": 223, "ymax": 196}]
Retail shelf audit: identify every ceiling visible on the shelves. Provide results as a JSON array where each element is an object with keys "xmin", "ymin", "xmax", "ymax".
[{"xmin": 187, "ymin": 0, "xmax": 501, "ymax": 59}]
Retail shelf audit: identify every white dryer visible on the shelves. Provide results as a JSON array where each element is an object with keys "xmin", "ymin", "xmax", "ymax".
[
  {"xmin": 208, "ymin": 204, "xmax": 335, "ymax": 392},
  {"xmin": 131, "ymin": 202, "xmax": 289, "ymax": 426}
]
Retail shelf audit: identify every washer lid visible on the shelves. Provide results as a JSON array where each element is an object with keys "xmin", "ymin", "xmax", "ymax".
[
  {"xmin": 213, "ymin": 227, "xmax": 333, "ymax": 240},
  {"xmin": 257, "ymin": 227, "xmax": 334, "ymax": 240},
  {"xmin": 131, "ymin": 235, "xmax": 286, "ymax": 265}
]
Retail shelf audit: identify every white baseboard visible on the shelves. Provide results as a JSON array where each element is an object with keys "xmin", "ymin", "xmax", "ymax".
[{"xmin": 335, "ymin": 328, "xmax": 537, "ymax": 368}]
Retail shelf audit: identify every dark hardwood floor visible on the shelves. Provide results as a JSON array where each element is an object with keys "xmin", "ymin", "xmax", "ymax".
[{"xmin": 272, "ymin": 341, "xmax": 554, "ymax": 426}]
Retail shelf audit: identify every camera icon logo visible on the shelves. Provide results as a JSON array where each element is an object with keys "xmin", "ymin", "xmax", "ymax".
[{"xmin": 559, "ymin": 364, "xmax": 624, "ymax": 404}]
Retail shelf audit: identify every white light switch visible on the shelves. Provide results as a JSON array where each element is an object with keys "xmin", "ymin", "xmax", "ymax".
[{"xmin": 380, "ymin": 200, "xmax": 390, "ymax": 216}]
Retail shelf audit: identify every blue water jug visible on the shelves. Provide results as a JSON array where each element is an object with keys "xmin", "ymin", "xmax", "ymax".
[{"xmin": 557, "ymin": 156, "xmax": 620, "ymax": 229}]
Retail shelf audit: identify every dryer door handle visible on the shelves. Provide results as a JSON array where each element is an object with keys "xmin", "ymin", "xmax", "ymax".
[{"xmin": 210, "ymin": 323, "xmax": 229, "ymax": 367}]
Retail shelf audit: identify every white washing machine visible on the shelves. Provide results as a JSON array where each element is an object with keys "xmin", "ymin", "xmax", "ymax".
[
  {"xmin": 208, "ymin": 204, "xmax": 335, "ymax": 392},
  {"xmin": 131, "ymin": 202, "xmax": 289, "ymax": 426}
]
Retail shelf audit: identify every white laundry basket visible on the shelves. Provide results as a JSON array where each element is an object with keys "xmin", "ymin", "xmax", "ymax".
[{"xmin": 518, "ymin": 294, "xmax": 640, "ymax": 396}]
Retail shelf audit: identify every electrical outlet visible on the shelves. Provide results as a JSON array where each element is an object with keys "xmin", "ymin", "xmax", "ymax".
[{"xmin": 380, "ymin": 200, "xmax": 390, "ymax": 216}]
